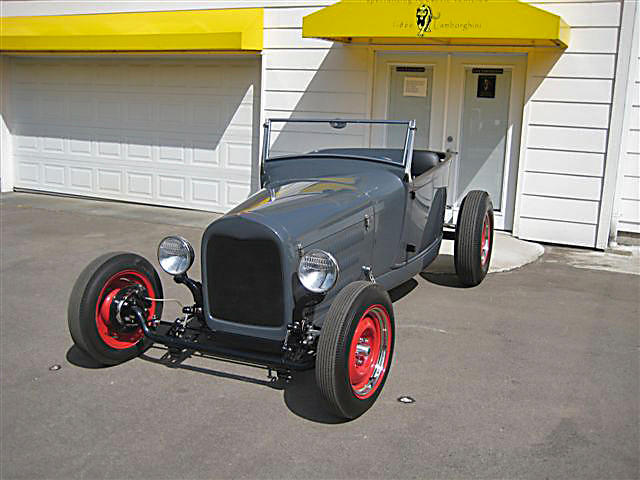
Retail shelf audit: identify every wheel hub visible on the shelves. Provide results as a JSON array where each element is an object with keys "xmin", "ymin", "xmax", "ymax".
[
  {"xmin": 95, "ymin": 269, "xmax": 157, "ymax": 350},
  {"xmin": 99, "ymin": 283, "xmax": 150, "ymax": 336},
  {"xmin": 113, "ymin": 285, "xmax": 149, "ymax": 329},
  {"xmin": 355, "ymin": 339, "xmax": 371, "ymax": 366},
  {"xmin": 348, "ymin": 305, "xmax": 392, "ymax": 399}
]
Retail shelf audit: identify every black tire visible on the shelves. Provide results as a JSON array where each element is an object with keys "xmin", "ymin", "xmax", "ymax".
[
  {"xmin": 454, "ymin": 190, "xmax": 494, "ymax": 287},
  {"xmin": 316, "ymin": 281, "xmax": 395, "ymax": 419},
  {"xmin": 68, "ymin": 252, "xmax": 163, "ymax": 366}
]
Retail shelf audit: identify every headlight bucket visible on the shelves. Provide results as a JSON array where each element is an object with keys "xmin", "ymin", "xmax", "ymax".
[
  {"xmin": 157, "ymin": 236, "xmax": 195, "ymax": 276},
  {"xmin": 297, "ymin": 249, "xmax": 339, "ymax": 294}
]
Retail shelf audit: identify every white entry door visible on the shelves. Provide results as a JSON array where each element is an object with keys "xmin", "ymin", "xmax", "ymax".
[
  {"xmin": 373, "ymin": 53, "xmax": 447, "ymax": 151},
  {"xmin": 10, "ymin": 57, "xmax": 260, "ymax": 212},
  {"xmin": 445, "ymin": 55, "xmax": 526, "ymax": 230},
  {"xmin": 374, "ymin": 53, "xmax": 526, "ymax": 230}
]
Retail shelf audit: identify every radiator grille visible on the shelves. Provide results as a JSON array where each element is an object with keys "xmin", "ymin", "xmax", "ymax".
[{"xmin": 206, "ymin": 235, "xmax": 284, "ymax": 328}]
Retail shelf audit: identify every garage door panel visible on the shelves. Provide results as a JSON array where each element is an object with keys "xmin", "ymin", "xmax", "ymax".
[
  {"xmin": 226, "ymin": 181, "xmax": 251, "ymax": 206},
  {"xmin": 69, "ymin": 138, "xmax": 93, "ymax": 157},
  {"xmin": 158, "ymin": 175, "xmax": 185, "ymax": 201},
  {"xmin": 224, "ymin": 142, "xmax": 253, "ymax": 170},
  {"xmin": 124, "ymin": 136, "xmax": 154, "ymax": 162},
  {"xmin": 96, "ymin": 136, "xmax": 123, "ymax": 159},
  {"xmin": 126, "ymin": 172, "xmax": 153, "ymax": 199},
  {"xmin": 70, "ymin": 167, "xmax": 93, "ymax": 191},
  {"xmin": 158, "ymin": 100, "xmax": 187, "ymax": 128},
  {"xmin": 12, "ymin": 150, "xmax": 256, "ymax": 204},
  {"xmin": 40, "ymin": 93, "xmax": 69, "ymax": 122},
  {"xmin": 230, "ymin": 102, "xmax": 255, "ymax": 127},
  {"xmin": 94, "ymin": 94, "xmax": 122, "ymax": 125},
  {"xmin": 11, "ymin": 58, "xmax": 258, "ymax": 212},
  {"xmin": 12, "ymin": 93, "xmax": 38, "ymax": 122},
  {"xmin": 43, "ymin": 164, "xmax": 66, "ymax": 187},
  {"xmin": 125, "ymin": 100, "xmax": 154, "ymax": 126},
  {"xmin": 69, "ymin": 94, "xmax": 93, "ymax": 123},
  {"xmin": 158, "ymin": 137, "xmax": 188, "ymax": 164},
  {"xmin": 192, "ymin": 101, "xmax": 221, "ymax": 129},
  {"xmin": 42, "ymin": 137, "xmax": 65, "ymax": 154},
  {"xmin": 97, "ymin": 169, "xmax": 123, "ymax": 194},
  {"xmin": 192, "ymin": 139, "xmax": 221, "ymax": 166},
  {"xmin": 192, "ymin": 178, "xmax": 221, "ymax": 206},
  {"xmin": 14, "ymin": 133, "xmax": 39, "ymax": 153},
  {"xmin": 157, "ymin": 65, "xmax": 188, "ymax": 88},
  {"xmin": 43, "ymin": 66, "xmax": 69, "ymax": 86},
  {"xmin": 192, "ymin": 65, "xmax": 223, "ymax": 88},
  {"xmin": 12, "ymin": 61, "xmax": 39, "ymax": 85},
  {"xmin": 93, "ymin": 63, "xmax": 124, "ymax": 87},
  {"xmin": 67, "ymin": 63, "xmax": 94, "ymax": 86},
  {"xmin": 18, "ymin": 162, "xmax": 40, "ymax": 184}
]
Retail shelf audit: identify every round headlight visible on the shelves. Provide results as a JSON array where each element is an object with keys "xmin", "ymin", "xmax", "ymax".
[
  {"xmin": 298, "ymin": 249, "xmax": 339, "ymax": 294},
  {"xmin": 157, "ymin": 236, "xmax": 194, "ymax": 276}
]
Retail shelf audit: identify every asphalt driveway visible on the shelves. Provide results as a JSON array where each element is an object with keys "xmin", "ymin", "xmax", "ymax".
[{"xmin": 1, "ymin": 193, "xmax": 638, "ymax": 480}]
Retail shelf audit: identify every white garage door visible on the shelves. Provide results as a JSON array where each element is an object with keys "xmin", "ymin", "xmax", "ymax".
[{"xmin": 10, "ymin": 57, "xmax": 260, "ymax": 212}]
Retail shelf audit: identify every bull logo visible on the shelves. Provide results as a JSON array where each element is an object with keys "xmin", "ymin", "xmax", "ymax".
[{"xmin": 416, "ymin": 3, "xmax": 439, "ymax": 36}]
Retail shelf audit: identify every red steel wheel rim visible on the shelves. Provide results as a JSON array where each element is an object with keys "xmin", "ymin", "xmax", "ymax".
[
  {"xmin": 348, "ymin": 304, "xmax": 392, "ymax": 399},
  {"xmin": 480, "ymin": 213, "xmax": 491, "ymax": 267},
  {"xmin": 95, "ymin": 270, "xmax": 156, "ymax": 349}
]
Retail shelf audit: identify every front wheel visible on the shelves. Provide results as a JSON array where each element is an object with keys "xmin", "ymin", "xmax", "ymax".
[
  {"xmin": 316, "ymin": 281, "xmax": 395, "ymax": 419},
  {"xmin": 68, "ymin": 252, "xmax": 163, "ymax": 366}
]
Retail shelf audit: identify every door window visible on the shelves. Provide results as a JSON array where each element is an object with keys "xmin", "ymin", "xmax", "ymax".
[{"xmin": 387, "ymin": 66, "xmax": 433, "ymax": 149}]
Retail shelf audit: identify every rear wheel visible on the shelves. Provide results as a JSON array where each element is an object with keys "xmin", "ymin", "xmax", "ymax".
[
  {"xmin": 454, "ymin": 190, "xmax": 494, "ymax": 286},
  {"xmin": 316, "ymin": 281, "xmax": 394, "ymax": 419},
  {"xmin": 68, "ymin": 252, "xmax": 163, "ymax": 366}
]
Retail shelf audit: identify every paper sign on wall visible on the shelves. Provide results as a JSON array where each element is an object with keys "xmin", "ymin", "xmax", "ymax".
[{"xmin": 403, "ymin": 77, "xmax": 428, "ymax": 97}]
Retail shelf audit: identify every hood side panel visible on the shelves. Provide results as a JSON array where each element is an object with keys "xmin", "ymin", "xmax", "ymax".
[{"xmin": 305, "ymin": 210, "xmax": 374, "ymax": 327}]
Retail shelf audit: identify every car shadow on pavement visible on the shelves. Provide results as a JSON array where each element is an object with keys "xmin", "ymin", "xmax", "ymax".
[
  {"xmin": 283, "ymin": 370, "xmax": 348, "ymax": 424},
  {"xmin": 388, "ymin": 278, "xmax": 419, "ymax": 302},
  {"xmin": 67, "ymin": 343, "xmax": 350, "ymax": 423},
  {"xmin": 140, "ymin": 345, "xmax": 286, "ymax": 389},
  {"xmin": 420, "ymin": 254, "xmax": 470, "ymax": 288},
  {"xmin": 140, "ymin": 346, "xmax": 347, "ymax": 424},
  {"xmin": 66, "ymin": 345, "xmax": 109, "ymax": 369}
]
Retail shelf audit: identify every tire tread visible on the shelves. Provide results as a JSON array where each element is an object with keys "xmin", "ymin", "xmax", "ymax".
[
  {"xmin": 67, "ymin": 252, "xmax": 162, "ymax": 366},
  {"xmin": 454, "ymin": 191, "xmax": 493, "ymax": 286},
  {"xmin": 316, "ymin": 281, "xmax": 392, "ymax": 419}
]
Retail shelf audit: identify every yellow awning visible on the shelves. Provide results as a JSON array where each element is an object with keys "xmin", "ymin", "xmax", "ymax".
[
  {"xmin": 0, "ymin": 8, "xmax": 264, "ymax": 54},
  {"xmin": 303, "ymin": 0, "xmax": 569, "ymax": 48}
]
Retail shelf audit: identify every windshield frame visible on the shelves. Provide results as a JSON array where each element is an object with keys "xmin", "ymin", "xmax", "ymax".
[{"xmin": 260, "ymin": 118, "xmax": 416, "ymax": 178}]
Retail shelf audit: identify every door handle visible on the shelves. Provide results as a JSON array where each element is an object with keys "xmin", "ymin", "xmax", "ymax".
[{"xmin": 445, "ymin": 149, "xmax": 459, "ymax": 161}]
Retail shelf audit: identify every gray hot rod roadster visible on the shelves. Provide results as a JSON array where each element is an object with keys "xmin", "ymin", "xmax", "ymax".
[{"xmin": 68, "ymin": 119, "xmax": 494, "ymax": 419}]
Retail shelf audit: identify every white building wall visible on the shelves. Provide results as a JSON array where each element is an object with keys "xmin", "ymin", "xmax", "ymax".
[
  {"xmin": 262, "ymin": 5, "xmax": 372, "ymax": 155},
  {"xmin": 617, "ymin": 34, "xmax": 640, "ymax": 233},
  {"xmin": 516, "ymin": 0, "xmax": 622, "ymax": 247},
  {"xmin": 1, "ymin": 56, "xmax": 13, "ymax": 192}
]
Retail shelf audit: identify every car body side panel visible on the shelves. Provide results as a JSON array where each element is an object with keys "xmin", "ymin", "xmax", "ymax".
[
  {"xmin": 401, "ymin": 161, "xmax": 451, "ymax": 265},
  {"xmin": 367, "ymin": 175, "xmax": 407, "ymax": 276}
]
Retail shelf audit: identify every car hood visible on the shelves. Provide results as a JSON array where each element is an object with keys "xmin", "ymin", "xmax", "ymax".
[{"xmin": 226, "ymin": 176, "xmax": 373, "ymax": 246}]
